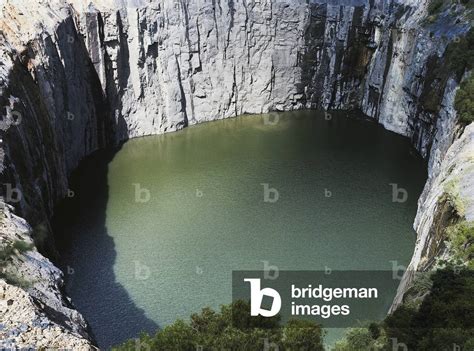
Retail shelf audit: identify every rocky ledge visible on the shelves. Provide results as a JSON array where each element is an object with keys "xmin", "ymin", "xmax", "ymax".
[{"xmin": 0, "ymin": 202, "xmax": 96, "ymax": 349}]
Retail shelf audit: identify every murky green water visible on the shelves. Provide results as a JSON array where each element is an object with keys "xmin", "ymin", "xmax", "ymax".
[{"xmin": 53, "ymin": 111, "xmax": 427, "ymax": 348}]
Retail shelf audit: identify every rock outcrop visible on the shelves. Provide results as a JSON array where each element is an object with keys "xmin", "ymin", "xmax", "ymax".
[
  {"xmin": 0, "ymin": 0, "xmax": 472, "ymax": 348},
  {"xmin": 0, "ymin": 202, "xmax": 96, "ymax": 349},
  {"xmin": 391, "ymin": 121, "xmax": 474, "ymax": 310}
]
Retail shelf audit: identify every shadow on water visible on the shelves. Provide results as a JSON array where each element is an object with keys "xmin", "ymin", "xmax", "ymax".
[{"xmin": 51, "ymin": 146, "xmax": 159, "ymax": 349}]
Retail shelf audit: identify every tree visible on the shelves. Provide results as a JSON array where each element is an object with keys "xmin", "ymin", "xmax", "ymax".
[
  {"xmin": 282, "ymin": 319, "xmax": 325, "ymax": 351},
  {"xmin": 112, "ymin": 300, "xmax": 324, "ymax": 351}
]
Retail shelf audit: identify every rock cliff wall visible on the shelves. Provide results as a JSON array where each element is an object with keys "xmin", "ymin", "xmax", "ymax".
[
  {"xmin": 391, "ymin": 121, "xmax": 474, "ymax": 311},
  {"xmin": 0, "ymin": 202, "xmax": 95, "ymax": 349},
  {"xmin": 0, "ymin": 0, "xmax": 472, "ymax": 348}
]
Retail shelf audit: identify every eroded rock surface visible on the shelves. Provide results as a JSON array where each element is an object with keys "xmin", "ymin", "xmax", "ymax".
[{"xmin": 0, "ymin": 202, "xmax": 96, "ymax": 349}]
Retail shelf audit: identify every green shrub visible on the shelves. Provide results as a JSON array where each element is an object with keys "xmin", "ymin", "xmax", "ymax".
[
  {"xmin": 12, "ymin": 240, "xmax": 34, "ymax": 253},
  {"xmin": 0, "ymin": 240, "xmax": 33, "ymax": 288},
  {"xmin": 428, "ymin": 0, "xmax": 445, "ymax": 15},
  {"xmin": 447, "ymin": 221, "xmax": 474, "ymax": 267},
  {"xmin": 444, "ymin": 29, "xmax": 474, "ymax": 79},
  {"xmin": 0, "ymin": 243, "xmax": 15, "ymax": 262},
  {"xmin": 0, "ymin": 271, "xmax": 31, "ymax": 288},
  {"xmin": 455, "ymin": 74, "xmax": 474, "ymax": 124},
  {"xmin": 334, "ymin": 269, "xmax": 474, "ymax": 350},
  {"xmin": 282, "ymin": 319, "xmax": 325, "ymax": 351},
  {"xmin": 0, "ymin": 240, "xmax": 32, "ymax": 262},
  {"xmin": 385, "ymin": 269, "xmax": 474, "ymax": 350},
  {"xmin": 420, "ymin": 29, "xmax": 474, "ymax": 114},
  {"xmin": 113, "ymin": 300, "xmax": 324, "ymax": 351},
  {"xmin": 428, "ymin": 0, "xmax": 474, "ymax": 16},
  {"xmin": 332, "ymin": 327, "xmax": 386, "ymax": 351}
]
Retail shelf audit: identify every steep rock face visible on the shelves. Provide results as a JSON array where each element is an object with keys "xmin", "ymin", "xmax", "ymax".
[
  {"xmin": 0, "ymin": 202, "xmax": 96, "ymax": 349},
  {"xmin": 0, "ymin": 2, "xmax": 112, "ymax": 231},
  {"xmin": 0, "ymin": 2, "xmax": 110, "ymax": 347},
  {"xmin": 391, "ymin": 122, "xmax": 474, "ymax": 310},
  {"xmin": 0, "ymin": 0, "xmax": 472, "ymax": 347},
  {"xmin": 80, "ymin": 0, "xmax": 400, "ymax": 136},
  {"xmin": 78, "ymin": 0, "xmax": 469, "ymax": 168}
]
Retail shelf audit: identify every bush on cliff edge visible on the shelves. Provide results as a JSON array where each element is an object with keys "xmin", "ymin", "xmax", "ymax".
[{"xmin": 455, "ymin": 73, "xmax": 474, "ymax": 124}]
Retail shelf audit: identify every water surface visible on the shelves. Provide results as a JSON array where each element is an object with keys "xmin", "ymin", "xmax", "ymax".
[{"xmin": 53, "ymin": 111, "xmax": 427, "ymax": 348}]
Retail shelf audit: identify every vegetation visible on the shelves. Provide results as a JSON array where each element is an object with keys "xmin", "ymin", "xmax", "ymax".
[
  {"xmin": 113, "ymin": 267, "xmax": 474, "ymax": 351},
  {"xmin": 446, "ymin": 221, "xmax": 474, "ymax": 268},
  {"xmin": 400, "ymin": 272, "xmax": 434, "ymax": 310},
  {"xmin": 443, "ymin": 180, "xmax": 466, "ymax": 217},
  {"xmin": 333, "ymin": 269, "xmax": 474, "ymax": 351},
  {"xmin": 455, "ymin": 73, "xmax": 474, "ymax": 124},
  {"xmin": 441, "ymin": 181, "xmax": 474, "ymax": 267},
  {"xmin": 428, "ymin": 0, "xmax": 445, "ymax": 16},
  {"xmin": 444, "ymin": 29, "xmax": 474, "ymax": 79},
  {"xmin": 0, "ymin": 239, "xmax": 34, "ymax": 262},
  {"xmin": 0, "ymin": 271, "xmax": 32, "ymax": 288},
  {"xmin": 333, "ymin": 324, "xmax": 387, "ymax": 351},
  {"xmin": 421, "ymin": 28, "xmax": 474, "ymax": 113},
  {"xmin": 113, "ymin": 300, "xmax": 325, "ymax": 351},
  {"xmin": 335, "ymin": 181, "xmax": 474, "ymax": 350},
  {"xmin": 384, "ymin": 269, "xmax": 474, "ymax": 350},
  {"xmin": 428, "ymin": 0, "xmax": 474, "ymax": 16},
  {"xmin": 0, "ymin": 239, "xmax": 34, "ymax": 287}
]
